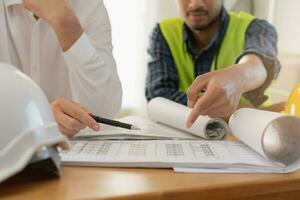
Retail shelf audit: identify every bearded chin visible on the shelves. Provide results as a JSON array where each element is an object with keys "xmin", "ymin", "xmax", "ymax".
[
  {"xmin": 188, "ymin": 10, "xmax": 222, "ymax": 31},
  {"xmin": 190, "ymin": 22, "xmax": 212, "ymax": 31}
]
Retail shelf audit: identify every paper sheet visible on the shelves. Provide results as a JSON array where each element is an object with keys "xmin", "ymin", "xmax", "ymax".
[
  {"xmin": 74, "ymin": 116, "xmax": 199, "ymax": 140},
  {"xmin": 173, "ymin": 167, "xmax": 287, "ymax": 174},
  {"xmin": 61, "ymin": 140, "xmax": 283, "ymax": 171}
]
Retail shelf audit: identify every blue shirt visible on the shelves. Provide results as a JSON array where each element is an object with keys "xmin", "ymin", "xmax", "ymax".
[{"xmin": 146, "ymin": 9, "xmax": 281, "ymax": 106}]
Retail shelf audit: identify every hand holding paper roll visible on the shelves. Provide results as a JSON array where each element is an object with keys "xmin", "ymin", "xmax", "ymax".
[
  {"xmin": 186, "ymin": 54, "xmax": 267, "ymax": 127},
  {"xmin": 185, "ymin": 68, "xmax": 244, "ymax": 127},
  {"xmin": 148, "ymin": 98, "xmax": 229, "ymax": 140}
]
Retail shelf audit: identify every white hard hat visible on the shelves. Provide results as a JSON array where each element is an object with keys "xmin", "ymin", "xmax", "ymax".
[{"xmin": 0, "ymin": 63, "xmax": 68, "ymax": 183}]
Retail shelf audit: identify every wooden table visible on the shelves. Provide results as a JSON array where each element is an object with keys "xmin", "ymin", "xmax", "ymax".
[
  {"xmin": 1, "ymin": 166, "xmax": 300, "ymax": 200},
  {"xmin": 2, "ymin": 102, "xmax": 298, "ymax": 200}
]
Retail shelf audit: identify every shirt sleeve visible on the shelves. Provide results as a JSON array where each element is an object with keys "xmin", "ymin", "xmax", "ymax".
[
  {"xmin": 146, "ymin": 24, "xmax": 188, "ymax": 105},
  {"xmin": 236, "ymin": 19, "xmax": 281, "ymax": 107},
  {"xmin": 63, "ymin": 1, "xmax": 122, "ymax": 118}
]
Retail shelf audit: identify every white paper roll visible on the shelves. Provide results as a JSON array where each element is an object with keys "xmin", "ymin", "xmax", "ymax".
[
  {"xmin": 147, "ymin": 98, "xmax": 229, "ymax": 140},
  {"xmin": 229, "ymin": 108, "xmax": 300, "ymax": 165}
]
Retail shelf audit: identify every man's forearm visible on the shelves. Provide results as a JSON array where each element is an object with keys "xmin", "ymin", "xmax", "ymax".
[
  {"xmin": 236, "ymin": 54, "xmax": 267, "ymax": 94},
  {"xmin": 49, "ymin": 7, "xmax": 83, "ymax": 51},
  {"xmin": 23, "ymin": 0, "xmax": 83, "ymax": 51},
  {"xmin": 186, "ymin": 54, "xmax": 268, "ymax": 126}
]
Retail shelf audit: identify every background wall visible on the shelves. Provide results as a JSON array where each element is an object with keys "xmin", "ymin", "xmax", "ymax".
[
  {"xmin": 104, "ymin": 0, "xmax": 146, "ymax": 115},
  {"xmin": 271, "ymin": 0, "xmax": 300, "ymax": 54}
]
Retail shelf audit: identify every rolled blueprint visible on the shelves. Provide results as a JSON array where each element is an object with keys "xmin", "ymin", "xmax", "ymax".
[
  {"xmin": 229, "ymin": 108, "xmax": 300, "ymax": 165},
  {"xmin": 147, "ymin": 97, "xmax": 229, "ymax": 140}
]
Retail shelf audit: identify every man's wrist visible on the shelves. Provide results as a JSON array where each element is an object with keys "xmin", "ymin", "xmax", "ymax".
[
  {"xmin": 237, "ymin": 54, "xmax": 267, "ymax": 93},
  {"xmin": 48, "ymin": 6, "xmax": 76, "ymax": 29},
  {"xmin": 230, "ymin": 64, "xmax": 249, "ymax": 94},
  {"xmin": 48, "ymin": 7, "xmax": 83, "ymax": 51}
]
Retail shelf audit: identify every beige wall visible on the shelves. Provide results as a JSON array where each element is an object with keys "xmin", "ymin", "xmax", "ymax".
[{"xmin": 272, "ymin": 0, "xmax": 300, "ymax": 54}]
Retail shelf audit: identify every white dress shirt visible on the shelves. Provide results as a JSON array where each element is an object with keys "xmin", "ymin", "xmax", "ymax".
[{"xmin": 0, "ymin": 0, "xmax": 122, "ymax": 118}]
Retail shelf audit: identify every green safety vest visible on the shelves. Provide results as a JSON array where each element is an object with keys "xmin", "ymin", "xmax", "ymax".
[{"xmin": 159, "ymin": 12, "xmax": 269, "ymax": 106}]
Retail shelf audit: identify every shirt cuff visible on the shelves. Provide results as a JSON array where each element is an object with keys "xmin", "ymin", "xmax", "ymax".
[
  {"xmin": 235, "ymin": 50, "xmax": 280, "ymax": 107},
  {"xmin": 63, "ymin": 33, "xmax": 97, "ymax": 70}
]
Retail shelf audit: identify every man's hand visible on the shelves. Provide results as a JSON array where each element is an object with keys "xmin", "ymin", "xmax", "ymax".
[
  {"xmin": 22, "ymin": 0, "xmax": 83, "ymax": 51},
  {"xmin": 23, "ymin": 0, "xmax": 69, "ymax": 25},
  {"xmin": 186, "ymin": 66, "xmax": 245, "ymax": 127},
  {"xmin": 186, "ymin": 54, "xmax": 267, "ymax": 128},
  {"xmin": 51, "ymin": 98, "xmax": 100, "ymax": 137}
]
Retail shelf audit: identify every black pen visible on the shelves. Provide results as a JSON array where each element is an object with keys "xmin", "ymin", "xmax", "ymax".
[{"xmin": 90, "ymin": 114, "xmax": 140, "ymax": 130}]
